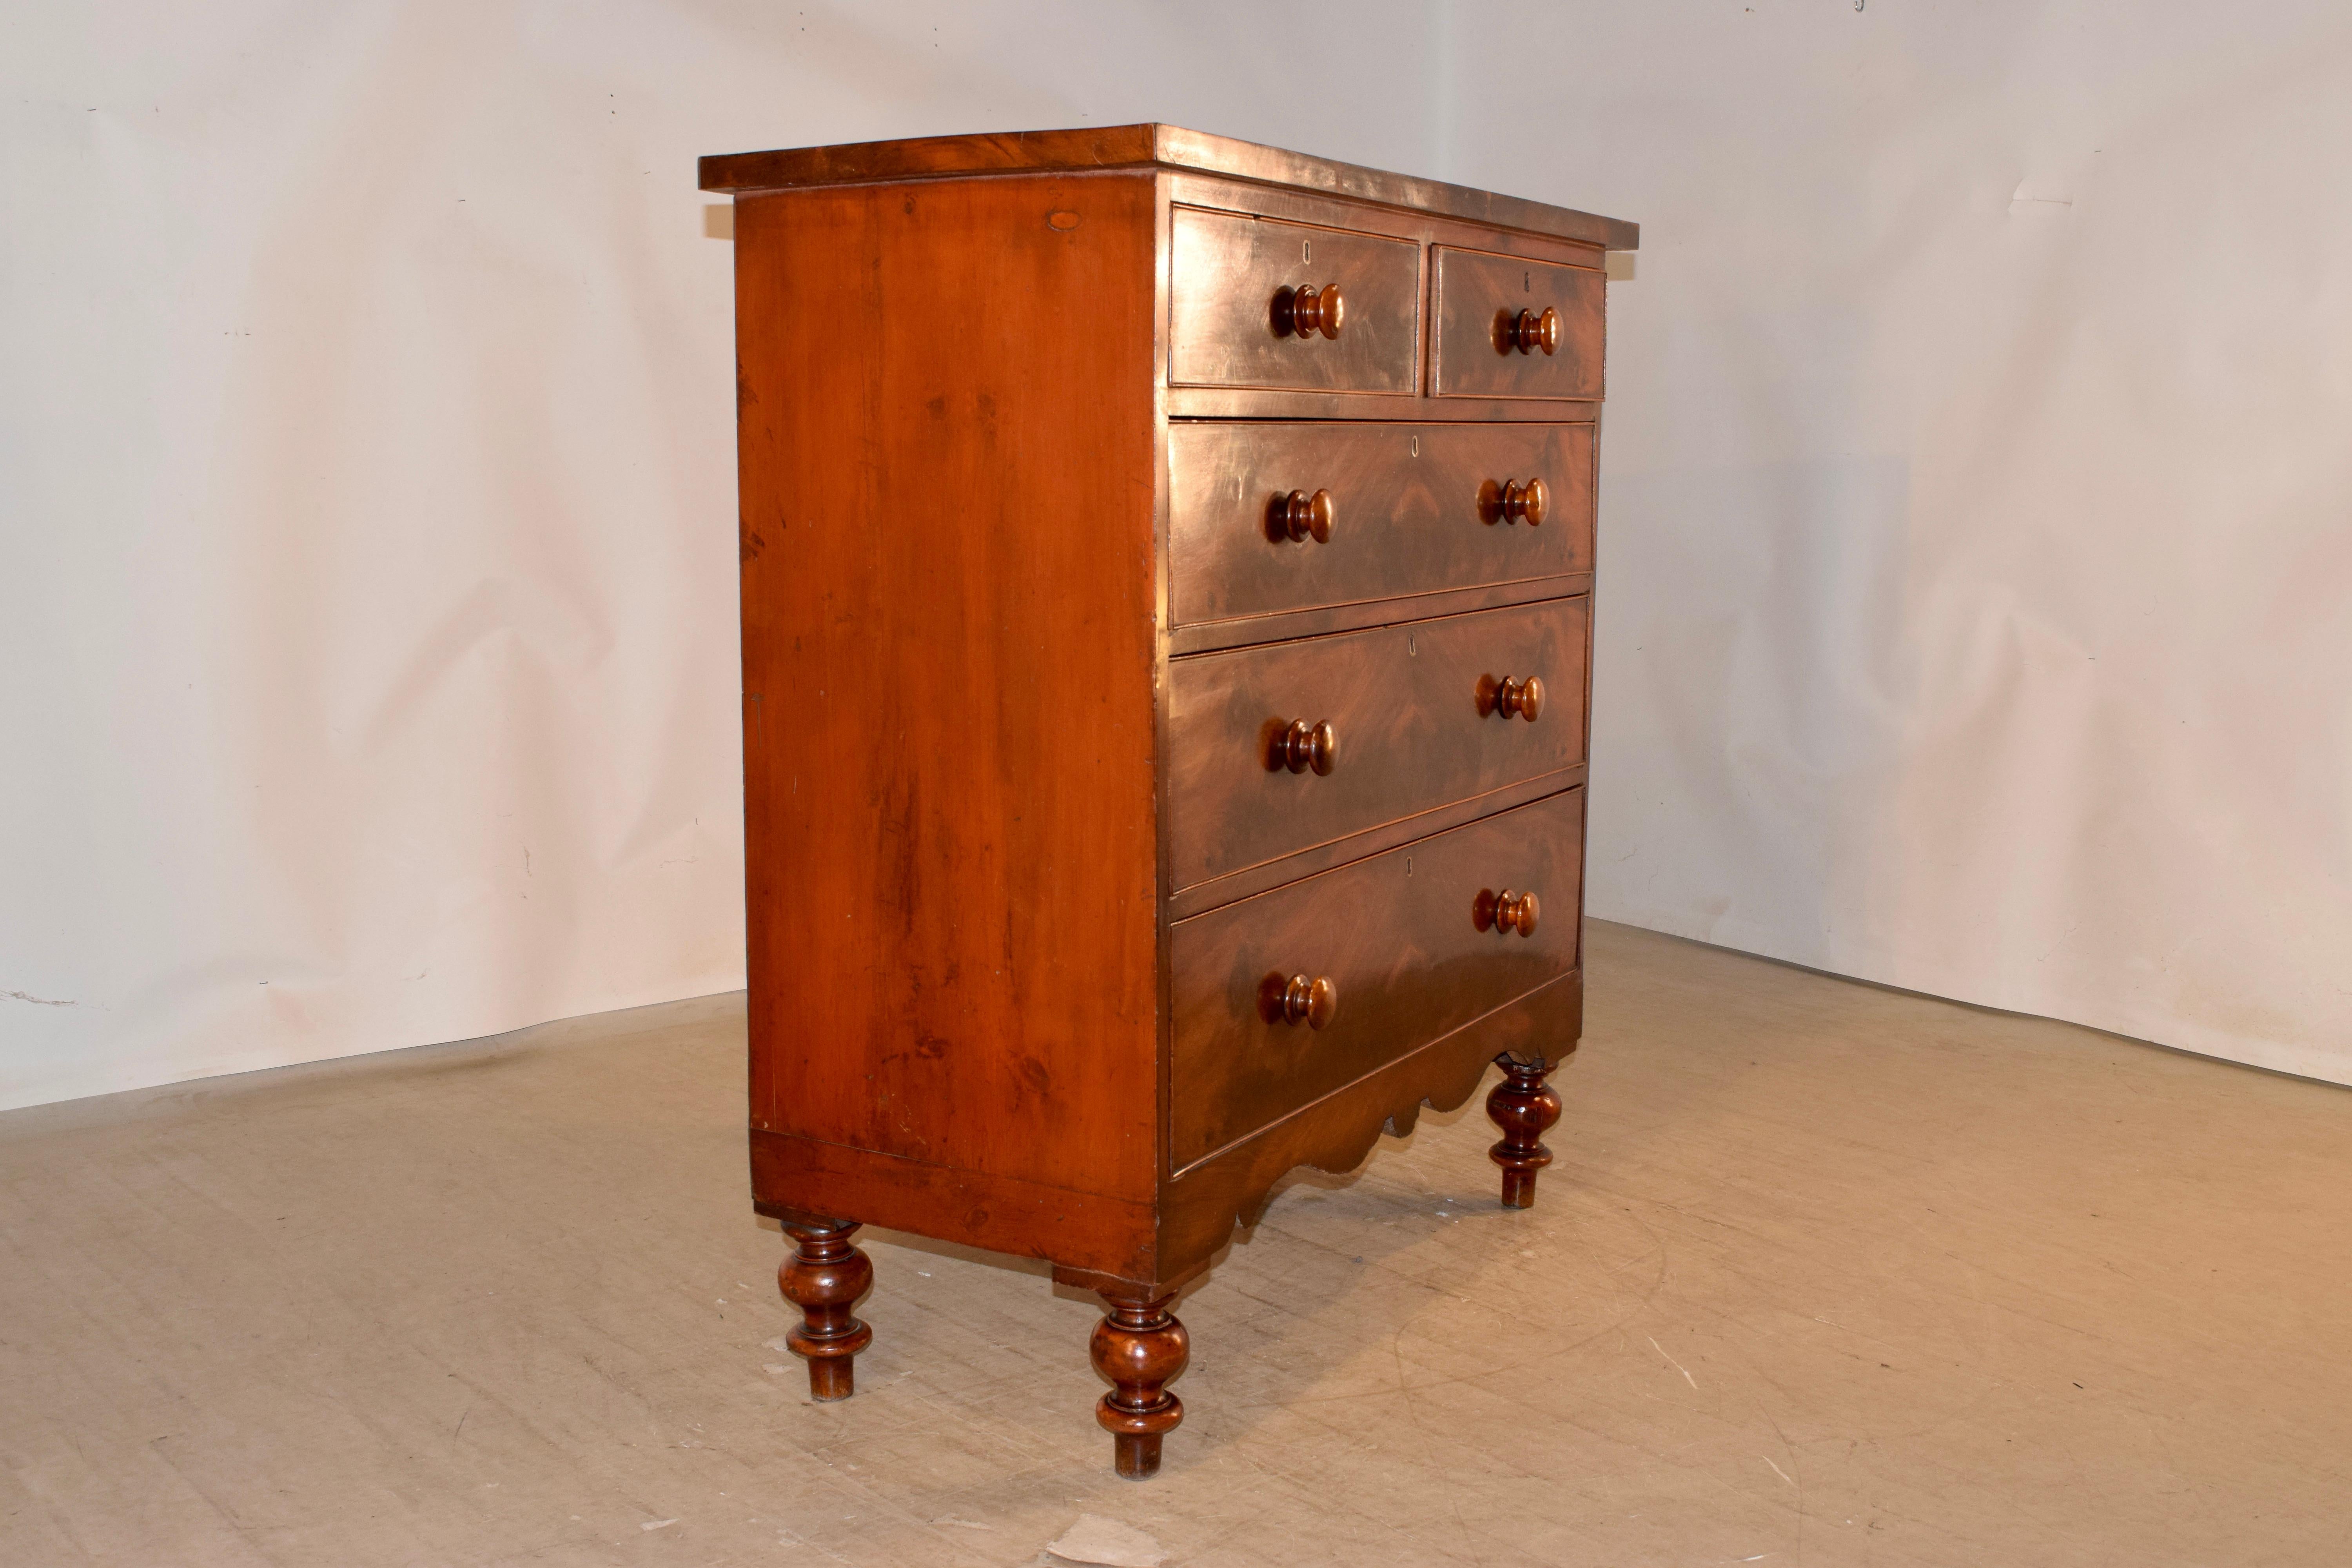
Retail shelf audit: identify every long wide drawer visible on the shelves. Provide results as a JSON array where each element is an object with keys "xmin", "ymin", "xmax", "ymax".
[
  {"xmin": 1168, "ymin": 205, "xmax": 1420, "ymax": 394},
  {"xmin": 1168, "ymin": 422, "xmax": 1594, "ymax": 627},
  {"xmin": 1171, "ymin": 787, "xmax": 1586, "ymax": 1169},
  {"xmin": 1165, "ymin": 597, "xmax": 1586, "ymax": 892}
]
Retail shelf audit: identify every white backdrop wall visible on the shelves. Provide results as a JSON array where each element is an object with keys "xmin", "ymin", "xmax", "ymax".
[{"xmin": 4, "ymin": 2, "xmax": 2348, "ymax": 1111}]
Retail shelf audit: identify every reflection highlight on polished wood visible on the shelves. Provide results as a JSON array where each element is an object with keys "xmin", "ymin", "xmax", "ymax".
[
  {"xmin": 1273, "ymin": 486, "xmax": 1336, "ymax": 544},
  {"xmin": 1274, "ymin": 282, "xmax": 1345, "ymax": 339},
  {"xmin": 777, "ymin": 1218, "xmax": 874, "ymax": 1401},
  {"xmin": 1433, "ymin": 248, "xmax": 1604, "ymax": 400},
  {"xmin": 1477, "ymin": 672, "xmax": 1545, "ymax": 722},
  {"xmin": 705, "ymin": 123, "xmax": 1632, "ymax": 1476},
  {"xmin": 1474, "ymin": 887, "xmax": 1541, "ymax": 938},
  {"xmin": 1169, "ymin": 789, "xmax": 1587, "ymax": 1169},
  {"xmin": 1487, "ymin": 1057, "xmax": 1565, "ymax": 1209},
  {"xmin": 1274, "ymin": 717, "xmax": 1341, "ymax": 777},
  {"xmin": 1169, "ymin": 206, "xmax": 1417, "ymax": 393},
  {"xmin": 1261, "ymin": 972, "xmax": 1341, "ymax": 1030},
  {"xmin": 1167, "ymin": 598, "xmax": 1588, "ymax": 890},
  {"xmin": 1170, "ymin": 423, "xmax": 1592, "ymax": 628},
  {"xmin": 1506, "ymin": 305, "xmax": 1562, "ymax": 355},
  {"xmin": 1091, "ymin": 1292, "xmax": 1189, "ymax": 1481},
  {"xmin": 1479, "ymin": 474, "xmax": 1550, "ymax": 526}
]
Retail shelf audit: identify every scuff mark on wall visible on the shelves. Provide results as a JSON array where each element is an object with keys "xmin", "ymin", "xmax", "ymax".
[{"xmin": 2009, "ymin": 180, "xmax": 2075, "ymax": 214}]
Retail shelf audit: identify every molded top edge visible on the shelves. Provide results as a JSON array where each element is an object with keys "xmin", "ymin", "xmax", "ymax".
[{"xmin": 698, "ymin": 123, "xmax": 1639, "ymax": 250}]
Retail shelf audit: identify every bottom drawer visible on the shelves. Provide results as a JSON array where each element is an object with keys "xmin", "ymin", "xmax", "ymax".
[{"xmin": 1170, "ymin": 788, "xmax": 1584, "ymax": 1169}]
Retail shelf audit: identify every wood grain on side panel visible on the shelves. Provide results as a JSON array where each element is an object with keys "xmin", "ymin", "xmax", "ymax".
[{"xmin": 734, "ymin": 174, "xmax": 1162, "ymax": 1208}]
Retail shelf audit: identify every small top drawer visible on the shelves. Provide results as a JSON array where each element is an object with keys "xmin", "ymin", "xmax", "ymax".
[
  {"xmin": 1169, "ymin": 206, "xmax": 1419, "ymax": 394},
  {"xmin": 1431, "ymin": 248, "xmax": 1603, "ymax": 400}
]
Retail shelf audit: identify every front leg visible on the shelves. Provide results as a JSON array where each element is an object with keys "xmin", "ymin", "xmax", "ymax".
[
  {"xmin": 1089, "ymin": 1290, "xmax": 1188, "ymax": 1479},
  {"xmin": 1487, "ymin": 1054, "xmax": 1564, "ymax": 1208},
  {"xmin": 779, "ymin": 1218, "xmax": 873, "ymax": 1401}
]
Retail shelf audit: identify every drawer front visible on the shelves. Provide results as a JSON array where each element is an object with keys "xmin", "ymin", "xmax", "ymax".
[
  {"xmin": 1169, "ymin": 422, "xmax": 1593, "ymax": 626},
  {"xmin": 1431, "ymin": 248, "xmax": 1604, "ymax": 400},
  {"xmin": 1169, "ymin": 206, "xmax": 1419, "ymax": 394},
  {"xmin": 1172, "ymin": 788, "xmax": 1585, "ymax": 1168},
  {"xmin": 1167, "ymin": 598, "xmax": 1586, "ymax": 892}
]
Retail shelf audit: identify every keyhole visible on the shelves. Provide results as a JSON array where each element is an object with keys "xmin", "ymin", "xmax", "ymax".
[
  {"xmin": 1406, "ymin": 857, "xmax": 1414, "ymax": 877},
  {"xmin": 1524, "ymin": 270, "xmax": 1532, "ymax": 292},
  {"xmin": 1408, "ymin": 634, "xmax": 1417, "ymax": 657},
  {"xmin": 1410, "ymin": 436, "xmax": 1420, "ymax": 458},
  {"xmin": 1302, "ymin": 238, "xmax": 1312, "ymax": 263}
]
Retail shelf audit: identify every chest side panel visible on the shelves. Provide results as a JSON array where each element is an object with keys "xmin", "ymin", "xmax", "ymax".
[{"xmin": 734, "ymin": 174, "xmax": 1162, "ymax": 1203}]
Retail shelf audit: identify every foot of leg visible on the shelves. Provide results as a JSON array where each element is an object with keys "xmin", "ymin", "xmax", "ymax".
[
  {"xmin": 1488, "ymin": 1055, "xmax": 1563, "ymax": 1209},
  {"xmin": 779, "ymin": 1218, "xmax": 873, "ymax": 1401},
  {"xmin": 1090, "ymin": 1291, "xmax": 1187, "ymax": 1479}
]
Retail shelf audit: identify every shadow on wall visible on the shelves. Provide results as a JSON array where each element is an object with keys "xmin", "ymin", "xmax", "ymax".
[{"xmin": 1585, "ymin": 452, "xmax": 1917, "ymax": 968}]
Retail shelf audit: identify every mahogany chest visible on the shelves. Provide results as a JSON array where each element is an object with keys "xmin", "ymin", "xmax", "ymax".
[{"xmin": 699, "ymin": 125, "xmax": 1636, "ymax": 1477}]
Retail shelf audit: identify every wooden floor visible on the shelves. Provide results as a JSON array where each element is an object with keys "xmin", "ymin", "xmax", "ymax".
[{"xmin": 2, "ymin": 921, "xmax": 2346, "ymax": 1567}]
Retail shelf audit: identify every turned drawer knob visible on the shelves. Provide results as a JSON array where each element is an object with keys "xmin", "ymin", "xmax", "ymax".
[
  {"xmin": 1506, "ymin": 306, "xmax": 1560, "ymax": 355},
  {"xmin": 1477, "ymin": 674, "xmax": 1544, "ymax": 721},
  {"xmin": 1276, "ymin": 488, "xmax": 1336, "ymax": 544},
  {"xmin": 1474, "ymin": 888, "xmax": 1541, "ymax": 937},
  {"xmin": 1276, "ymin": 284, "xmax": 1346, "ymax": 339},
  {"xmin": 1276, "ymin": 718, "xmax": 1339, "ymax": 775},
  {"xmin": 1261, "ymin": 973, "xmax": 1339, "ymax": 1029},
  {"xmin": 1479, "ymin": 476, "xmax": 1548, "ymax": 526}
]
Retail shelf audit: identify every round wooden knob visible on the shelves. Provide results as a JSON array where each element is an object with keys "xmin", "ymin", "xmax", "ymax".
[
  {"xmin": 1473, "ymin": 888, "xmax": 1541, "ymax": 937},
  {"xmin": 1279, "ymin": 488, "xmax": 1336, "ymax": 544},
  {"xmin": 1508, "ymin": 306, "xmax": 1560, "ymax": 355},
  {"xmin": 1280, "ymin": 284, "xmax": 1346, "ymax": 339},
  {"xmin": 1263, "ymin": 973, "xmax": 1339, "ymax": 1029},
  {"xmin": 1479, "ymin": 674, "xmax": 1544, "ymax": 722},
  {"xmin": 1478, "ymin": 477, "xmax": 1548, "ymax": 526},
  {"xmin": 1279, "ymin": 718, "xmax": 1338, "ymax": 775}
]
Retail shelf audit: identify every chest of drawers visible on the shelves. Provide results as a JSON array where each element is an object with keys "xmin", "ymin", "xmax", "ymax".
[{"xmin": 700, "ymin": 124, "xmax": 1635, "ymax": 1478}]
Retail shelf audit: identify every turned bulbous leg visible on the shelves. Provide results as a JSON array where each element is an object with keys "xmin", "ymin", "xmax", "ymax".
[
  {"xmin": 1488, "ymin": 1055, "xmax": 1564, "ymax": 1209},
  {"xmin": 1090, "ymin": 1292, "xmax": 1188, "ymax": 1480},
  {"xmin": 779, "ymin": 1219, "xmax": 873, "ymax": 1401}
]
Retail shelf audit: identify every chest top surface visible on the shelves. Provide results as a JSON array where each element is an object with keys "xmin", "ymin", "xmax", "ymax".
[{"xmin": 699, "ymin": 122, "xmax": 1640, "ymax": 252}]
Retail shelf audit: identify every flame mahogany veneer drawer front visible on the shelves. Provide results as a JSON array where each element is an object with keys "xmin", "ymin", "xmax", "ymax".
[
  {"xmin": 1432, "ymin": 248, "xmax": 1605, "ymax": 401},
  {"xmin": 1171, "ymin": 788, "xmax": 1586, "ymax": 1168},
  {"xmin": 1167, "ymin": 422, "xmax": 1594, "ymax": 627},
  {"xmin": 1167, "ymin": 205, "xmax": 1421, "ymax": 393},
  {"xmin": 1165, "ymin": 598, "xmax": 1587, "ymax": 893}
]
